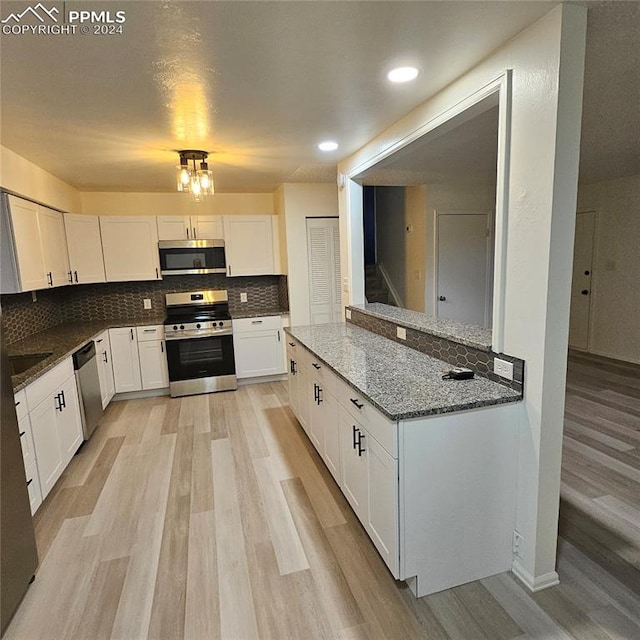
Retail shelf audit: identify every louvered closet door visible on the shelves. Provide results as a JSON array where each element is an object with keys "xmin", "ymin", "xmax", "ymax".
[{"xmin": 307, "ymin": 217, "xmax": 342, "ymax": 324}]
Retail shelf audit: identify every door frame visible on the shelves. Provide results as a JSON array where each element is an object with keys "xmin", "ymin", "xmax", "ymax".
[
  {"xmin": 433, "ymin": 210, "xmax": 494, "ymax": 327},
  {"xmin": 571, "ymin": 208, "xmax": 598, "ymax": 352}
]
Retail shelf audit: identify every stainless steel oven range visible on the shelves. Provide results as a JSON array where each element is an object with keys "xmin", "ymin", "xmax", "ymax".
[{"xmin": 164, "ymin": 290, "xmax": 237, "ymax": 397}]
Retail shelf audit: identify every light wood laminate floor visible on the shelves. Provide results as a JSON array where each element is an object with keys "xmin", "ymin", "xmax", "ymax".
[{"xmin": 6, "ymin": 375, "xmax": 640, "ymax": 639}]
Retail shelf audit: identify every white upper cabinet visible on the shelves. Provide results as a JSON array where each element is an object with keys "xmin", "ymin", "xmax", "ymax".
[
  {"xmin": 157, "ymin": 215, "xmax": 190, "ymax": 240},
  {"xmin": 100, "ymin": 216, "xmax": 161, "ymax": 282},
  {"xmin": 2, "ymin": 195, "xmax": 71, "ymax": 292},
  {"xmin": 64, "ymin": 214, "xmax": 106, "ymax": 284},
  {"xmin": 193, "ymin": 215, "xmax": 224, "ymax": 240},
  {"xmin": 4, "ymin": 195, "xmax": 48, "ymax": 291},
  {"xmin": 223, "ymin": 215, "xmax": 278, "ymax": 276},
  {"xmin": 157, "ymin": 215, "xmax": 223, "ymax": 241},
  {"xmin": 38, "ymin": 208, "xmax": 71, "ymax": 287}
]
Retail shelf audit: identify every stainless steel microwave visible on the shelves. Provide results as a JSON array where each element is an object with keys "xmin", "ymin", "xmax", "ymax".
[{"xmin": 158, "ymin": 240, "xmax": 226, "ymax": 275}]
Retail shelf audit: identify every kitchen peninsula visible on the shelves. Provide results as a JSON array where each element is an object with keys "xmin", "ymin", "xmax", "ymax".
[{"xmin": 285, "ymin": 318, "xmax": 523, "ymax": 597}]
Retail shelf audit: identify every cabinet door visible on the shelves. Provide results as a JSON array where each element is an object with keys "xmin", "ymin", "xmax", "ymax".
[
  {"xmin": 193, "ymin": 215, "xmax": 223, "ymax": 240},
  {"xmin": 57, "ymin": 375, "xmax": 83, "ymax": 466},
  {"xmin": 109, "ymin": 327, "xmax": 142, "ymax": 393},
  {"xmin": 297, "ymin": 364, "xmax": 311, "ymax": 435},
  {"xmin": 157, "ymin": 215, "xmax": 189, "ymax": 240},
  {"xmin": 64, "ymin": 214, "xmax": 106, "ymax": 284},
  {"xmin": 17, "ymin": 414, "xmax": 36, "ymax": 469},
  {"xmin": 233, "ymin": 330, "xmax": 283, "ymax": 379},
  {"xmin": 223, "ymin": 215, "xmax": 275, "ymax": 276},
  {"xmin": 29, "ymin": 396, "xmax": 64, "ymax": 498},
  {"xmin": 287, "ymin": 348, "xmax": 299, "ymax": 417},
  {"xmin": 95, "ymin": 331, "xmax": 116, "ymax": 408},
  {"xmin": 7, "ymin": 195, "xmax": 48, "ymax": 290},
  {"xmin": 365, "ymin": 432, "xmax": 399, "ymax": 577},
  {"xmin": 100, "ymin": 216, "xmax": 161, "ymax": 281},
  {"xmin": 339, "ymin": 407, "xmax": 368, "ymax": 524},
  {"xmin": 138, "ymin": 340, "xmax": 169, "ymax": 390},
  {"xmin": 38, "ymin": 207, "xmax": 70, "ymax": 287},
  {"xmin": 308, "ymin": 379, "xmax": 324, "ymax": 451},
  {"xmin": 322, "ymin": 392, "xmax": 340, "ymax": 483},
  {"xmin": 24, "ymin": 458, "xmax": 43, "ymax": 515}
]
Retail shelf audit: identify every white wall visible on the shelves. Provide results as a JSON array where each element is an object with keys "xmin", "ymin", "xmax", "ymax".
[
  {"xmin": 424, "ymin": 180, "xmax": 496, "ymax": 315},
  {"xmin": 338, "ymin": 4, "xmax": 587, "ymax": 590},
  {"xmin": 577, "ymin": 174, "xmax": 640, "ymax": 363},
  {"xmin": 0, "ymin": 145, "xmax": 82, "ymax": 212},
  {"xmin": 281, "ymin": 183, "xmax": 339, "ymax": 326},
  {"xmin": 80, "ymin": 191, "xmax": 274, "ymax": 216}
]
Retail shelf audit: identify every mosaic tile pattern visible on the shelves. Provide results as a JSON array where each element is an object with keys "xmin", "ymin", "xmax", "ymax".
[
  {"xmin": 286, "ymin": 323, "xmax": 521, "ymax": 420},
  {"xmin": 2, "ymin": 275, "xmax": 289, "ymax": 343},
  {"xmin": 347, "ymin": 307, "xmax": 524, "ymax": 393},
  {"xmin": 1, "ymin": 289, "xmax": 62, "ymax": 344}
]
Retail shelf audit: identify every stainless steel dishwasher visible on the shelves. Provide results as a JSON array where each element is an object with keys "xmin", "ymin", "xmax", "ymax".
[{"xmin": 73, "ymin": 341, "xmax": 104, "ymax": 440}]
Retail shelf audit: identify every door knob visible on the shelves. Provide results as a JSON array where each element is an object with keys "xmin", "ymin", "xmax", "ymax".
[
  {"xmin": 581, "ymin": 290, "xmax": 589, "ymax": 295},
  {"xmin": 439, "ymin": 296, "xmax": 446, "ymax": 302}
]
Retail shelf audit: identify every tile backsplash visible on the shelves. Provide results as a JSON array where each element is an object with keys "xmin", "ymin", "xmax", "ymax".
[{"xmin": 1, "ymin": 275, "xmax": 288, "ymax": 344}]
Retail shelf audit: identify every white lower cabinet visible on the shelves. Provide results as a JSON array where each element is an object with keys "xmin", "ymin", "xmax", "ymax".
[
  {"xmin": 233, "ymin": 316, "xmax": 286, "ymax": 379},
  {"xmin": 138, "ymin": 340, "xmax": 169, "ymax": 390},
  {"xmin": 95, "ymin": 330, "xmax": 116, "ymax": 408},
  {"xmin": 286, "ymin": 335, "xmax": 519, "ymax": 597},
  {"xmin": 24, "ymin": 358, "xmax": 83, "ymax": 501},
  {"xmin": 15, "ymin": 389, "xmax": 43, "ymax": 514},
  {"xmin": 109, "ymin": 325, "xmax": 168, "ymax": 393}
]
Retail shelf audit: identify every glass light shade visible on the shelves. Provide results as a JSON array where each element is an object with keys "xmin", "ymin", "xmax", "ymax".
[
  {"xmin": 197, "ymin": 169, "xmax": 214, "ymax": 194},
  {"xmin": 177, "ymin": 165, "xmax": 191, "ymax": 192}
]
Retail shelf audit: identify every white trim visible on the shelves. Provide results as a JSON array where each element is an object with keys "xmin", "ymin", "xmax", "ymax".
[
  {"xmin": 238, "ymin": 374, "xmax": 287, "ymax": 386},
  {"xmin": 576, "ymin": 208, "xmax": 598, "ymax": 354},
  {"xmin": 342, "ymin": 70, "xmax": 512, "ymax": 351},
  {"xmin": 377, "ymin": 262, "xmax": 404, "ymax": 307},
  {"xmin": 512, "ymin": 560, "xmax": 560, "ymax": 592},
  {"xmin": 345, "ymin": 73, "xmax": 506, "ymax": 179},
  {"xmin": 491, "ymin": 70, "xmax": 512, "ymax": 354}
]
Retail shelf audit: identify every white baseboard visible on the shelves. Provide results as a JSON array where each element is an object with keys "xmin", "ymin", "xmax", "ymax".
[
  {"xmin": 511, "ymin": 560, "xmax": 559, "ymax": 592},
  {"xmin": 238, "ymin": 373, "xmax": 287, "ymax": 386},
  {"xmin": 112, "ymin": 388, "xmax": 170, "ymax": 402},
  {"xmin": 583, "ymin": 348, "xmax": 640, "ymax": 366}
]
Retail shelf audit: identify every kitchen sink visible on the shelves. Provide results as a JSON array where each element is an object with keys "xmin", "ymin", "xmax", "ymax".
[{"xmin": 9, "ymin": 353, "xmax": 52, "ymax": 376}]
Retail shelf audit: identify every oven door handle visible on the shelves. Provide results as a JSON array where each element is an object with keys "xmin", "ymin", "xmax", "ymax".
[{"xmin": 164, "ymin": 329, "xmax": 234, "ymax": 340}]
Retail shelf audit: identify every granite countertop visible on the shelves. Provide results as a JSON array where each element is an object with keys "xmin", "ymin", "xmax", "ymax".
[
  {"xmin": 351, "ymin": 303, "xmax": 492, "ymax": 351},
  {"xmin": 9, "ymin": 316, "xmax": 165, "ymax": 392},
  {"xmin": 285, "ymin": 323, "xmax": 520, "ymax": 421},
  {"xmin": 231, "ymin": 308, "xmax": 290, "ymax": 319}
]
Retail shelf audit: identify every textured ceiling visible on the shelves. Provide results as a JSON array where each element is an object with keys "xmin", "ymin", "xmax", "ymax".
[{"xmin": 0, "ymin": 1, "xmax": 637, "ymax": 193}]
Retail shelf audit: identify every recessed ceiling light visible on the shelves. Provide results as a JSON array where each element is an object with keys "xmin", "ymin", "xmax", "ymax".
[
  {"xmin": 387, "ymin": 66, "xmax": 419, "ymax": 83},
  {"xmin": 318, "ymin": 141, "xmax": 339, "ymax": 152}
]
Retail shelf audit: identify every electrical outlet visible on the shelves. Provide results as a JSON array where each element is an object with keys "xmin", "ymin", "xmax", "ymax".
[
  {"xmin": 494, "ymin": 357, "xmax": 514, "ymax": 380},
  {"xmin": 396, "ymin": 326, "xmax": 407, "ymax": 340},
  {"xmin": 345, "ymin": 309, "xmax": 352, "ymax": 320},
  {"xmin": 512, "ymin": 530, "xmax": 524, "ymax": 558},
  {"xmin": 143, "ymin": 298, "xmax": 152, "ymax": 310},
  {"xmin": 240, "ymin": 292, "xmax": 248, "ymax": 303}
]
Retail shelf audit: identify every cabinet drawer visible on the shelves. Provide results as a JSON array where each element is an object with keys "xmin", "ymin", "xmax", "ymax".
[
  {"xmin": 336, "ymin": 378, "xmax": 397, "ymax": 457},
  {"xmin": 14, "ymin": 389, "xmax": 28, "ymax": 420},
  {"xmin": 234, "ymin": 316, "xmax": 282, "ymax": 333},
  {"xmin": 25, "ymin": 357, "xmax": 73, "ymax": 410},
  {"xmin": 136, "ymin": 325, "xmax": 165, "ymax": 342}
]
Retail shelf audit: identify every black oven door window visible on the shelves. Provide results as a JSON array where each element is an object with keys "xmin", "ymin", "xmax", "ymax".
[{"xmin": 166, "ymin": 336, "xmax": 236, "ymax": 382}]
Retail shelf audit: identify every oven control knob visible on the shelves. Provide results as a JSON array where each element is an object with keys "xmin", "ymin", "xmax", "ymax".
[
  {"xmin": 173, "ymin": 325, "xmax": 178, "ymax": 330},
  {"xmin": 180, "ymin": 325, "xmax": 184, "ymax": 330},
  {"xmin": 219, "ymin": 321, "xmax": 224, "ymax": 327},
  {"xmin": 196, "ymin": 323, "xmax": 201, "ymax": 329}
]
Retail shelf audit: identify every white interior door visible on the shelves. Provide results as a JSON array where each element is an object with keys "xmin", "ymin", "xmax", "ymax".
[
  {"xmin": 307, "ymin": 217, "xmax": 342, "ymax": 324},
  {"xmin": 569, "ymin": 211, "xmax": 596, "ymax": 350},
  {"xmin": 436, "ymin": 213, "xmax": 491, "ymax": 327}
]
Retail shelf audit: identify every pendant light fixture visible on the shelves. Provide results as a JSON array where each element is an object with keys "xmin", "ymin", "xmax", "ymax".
[{"xmin": 176, "ymin": 150, "xmax": 214, "ymax": 200}]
